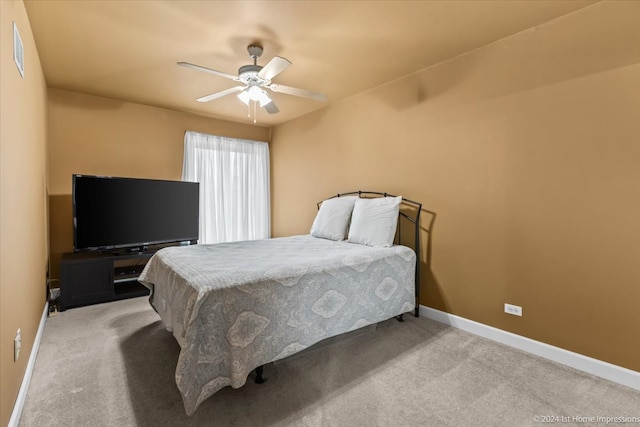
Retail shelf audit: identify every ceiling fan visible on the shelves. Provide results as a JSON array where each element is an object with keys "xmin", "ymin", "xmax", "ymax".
[{"xmin": 178, "ymin": 44, "xmax": 327, "ymax": 122}]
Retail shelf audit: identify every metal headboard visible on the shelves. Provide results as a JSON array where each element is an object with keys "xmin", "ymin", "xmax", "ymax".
[{"xmin": 318, "ymin": 191, "xmax": 422, "ymax": 317}]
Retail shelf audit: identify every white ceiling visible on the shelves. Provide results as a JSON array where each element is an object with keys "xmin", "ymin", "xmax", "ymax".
[{"xmin": 24, "ymin": 0, "xmax": 594, "ymax": 127}]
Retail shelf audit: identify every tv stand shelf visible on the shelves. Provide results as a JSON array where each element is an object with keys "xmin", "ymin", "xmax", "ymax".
[{"xmin": 59, "ymin": 251, "xmax": 154, "ymax": 311}]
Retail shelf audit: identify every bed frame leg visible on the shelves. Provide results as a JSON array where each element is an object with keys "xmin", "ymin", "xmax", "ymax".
[
  {"xmin": 255, "ymin": 365, "xmax": 265, "ymax": 384},
  {"xmin": 395, "ymin": 314, "xmax": 405, "ymax": 322}
]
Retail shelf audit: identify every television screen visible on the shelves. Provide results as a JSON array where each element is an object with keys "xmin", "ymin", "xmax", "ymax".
[{"xmin": 73, "ymin": 175, "xmax": 199, "ymax": 251}]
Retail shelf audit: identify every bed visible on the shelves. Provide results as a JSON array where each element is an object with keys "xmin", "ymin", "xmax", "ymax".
[{"xmin": 138, "ymin": 191, "xmax": 422, "ymax": 415}]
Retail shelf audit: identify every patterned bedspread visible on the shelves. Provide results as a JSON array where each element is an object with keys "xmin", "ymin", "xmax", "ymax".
[{"xmin": 138, "ymin": 234, "xmax": 416, "ymax": 415}]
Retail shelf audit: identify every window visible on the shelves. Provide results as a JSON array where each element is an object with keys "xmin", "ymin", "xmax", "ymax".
[{"xmin": 182, "ymin": 131, "xmax": 270, "ymax": 244}]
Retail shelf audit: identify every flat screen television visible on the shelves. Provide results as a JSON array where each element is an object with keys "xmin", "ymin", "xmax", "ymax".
[{"xmin": 73, "ymin": 174, "xmax": 199, "ymax": 252}]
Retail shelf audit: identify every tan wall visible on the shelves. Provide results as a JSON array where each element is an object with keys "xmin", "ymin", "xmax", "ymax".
[
  {"xmin": 271, "ymin": 1, "xmax": 640, "ymax": 372},
  {"xmin": 0, "ymin": 1, "xmax": 49, "ymax": 425},
  {"xmin": 48, "ymin": 89, "xmax": 269, "ymax": 278}
]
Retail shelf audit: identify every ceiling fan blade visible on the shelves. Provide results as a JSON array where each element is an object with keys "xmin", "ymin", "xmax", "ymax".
[
  {"xmin": 263, "ymin": 100, "xmax": 279, "ymax": 114},
  {"xmin": 196, "ymin": 86, "xmax": 245, "ymax": 103},
  {"xmin": 258, "ymin": 56, "xmax": 292, "ymax": 81},
  {"xmin": 177, "ymin": 62, "xmax": 238, "ymax": 81},
  {"xmin": 268, "ymin": 84, "xmax": 327, "ymax": 102}
]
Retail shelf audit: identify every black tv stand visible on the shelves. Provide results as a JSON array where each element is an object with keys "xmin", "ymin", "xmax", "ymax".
[
  {"xmin": 59, "ymin": 250, "xmax": 155, "ymax": 311},
  {"xmin": 106, "ymin": 241, "xmax": 196, "ymax": 257}
]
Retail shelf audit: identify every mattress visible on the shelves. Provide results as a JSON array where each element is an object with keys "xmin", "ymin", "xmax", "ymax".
[{"xmin": 138, "ymin": 234, "xmax": 416, "ymax": 414}]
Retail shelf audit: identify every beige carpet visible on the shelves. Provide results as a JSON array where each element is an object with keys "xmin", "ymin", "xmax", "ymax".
[{"xmin": 19, "ymin": 297, "xmax": 639, "ymax": 426}]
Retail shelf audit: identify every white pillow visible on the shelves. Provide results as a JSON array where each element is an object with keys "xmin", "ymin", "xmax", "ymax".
[
  {"xmin": 347, "ymin": 196, "xmax": 401, "ymax": 247},
  {"xmin": 310, "ymin": 196, "xmax": 357, "ymax": 241}
]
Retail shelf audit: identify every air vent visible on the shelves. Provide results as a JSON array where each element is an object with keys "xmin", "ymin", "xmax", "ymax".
[{"xmin": 13, "ymin": 22, "xmax": 24, "ymax": 78}]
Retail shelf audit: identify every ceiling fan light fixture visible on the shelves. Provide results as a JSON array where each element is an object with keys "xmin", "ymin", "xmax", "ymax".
[
  {"xmin": 237, "ymin": 86, "xmax": 272, "ymax": 107},
  {"xmin": 237, "ymin": 90, "xmax": 251, "ymax": 105},
  {"xmin": 256, "ymin": 90, "xmax": 272, "ymax": 107}
]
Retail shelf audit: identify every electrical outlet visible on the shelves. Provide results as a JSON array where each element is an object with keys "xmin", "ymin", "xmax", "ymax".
[
  {"xmin": 14, "ymin": 329, "xmax": 22, "ymax": 362},
  {"xmin": 504, "ymin": 303, "xmax": 523, "ymax": 317}
]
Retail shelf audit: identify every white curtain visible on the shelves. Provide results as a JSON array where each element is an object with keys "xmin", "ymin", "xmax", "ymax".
[{"xmin": 182, "ymin": 130, "xmax": 270, "ymax": 244}]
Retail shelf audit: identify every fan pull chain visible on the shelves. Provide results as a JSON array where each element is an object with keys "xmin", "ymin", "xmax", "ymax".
[{"xmin": 253, "ymin": 100, "xmax": 257, "ymax": 123}]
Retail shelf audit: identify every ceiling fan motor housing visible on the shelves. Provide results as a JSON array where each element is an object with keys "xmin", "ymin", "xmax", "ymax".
[{"xmin": 238, "ymin": 64, "xmax": 268, "ymax": 86}]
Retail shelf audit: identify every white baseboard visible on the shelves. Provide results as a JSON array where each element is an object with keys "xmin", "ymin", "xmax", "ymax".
[
  {"xmin": 8, "ymin": 302, "xmax": 48, "ymax": 427},
  {"xmin": 420, "ymin": 305, "xmax": 640, "ymax": 391}
]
